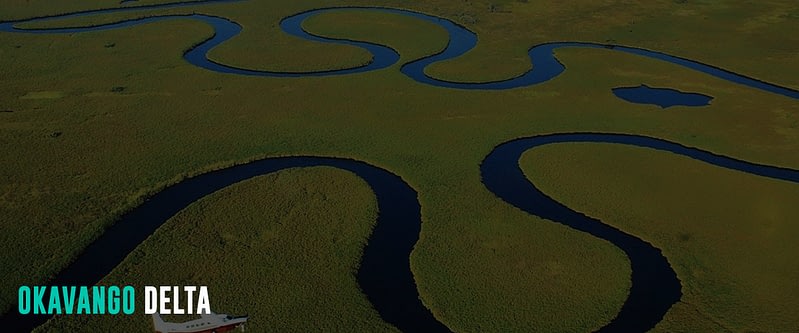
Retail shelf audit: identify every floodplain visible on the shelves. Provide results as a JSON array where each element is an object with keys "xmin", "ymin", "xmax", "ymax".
[{"xmin": 1, "ymin": 0, "xmax": 798, "ymax": 332}]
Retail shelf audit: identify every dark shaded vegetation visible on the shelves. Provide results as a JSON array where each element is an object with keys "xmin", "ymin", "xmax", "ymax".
[
  {"xmin": 522, "ymin": 143, "xmax": 799, "ymax": 332},
  {"xmin": 37, "ymin": 167, "xmax": 395, "ymax": 332},
  {"xmin": 0, "ymin": 0, "xmax": 797, "ymax": 332}
]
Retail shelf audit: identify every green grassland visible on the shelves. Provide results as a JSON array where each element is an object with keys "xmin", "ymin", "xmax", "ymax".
[
  {"xmin": 35, "ymin": 167, "xmax": 396, "ymax": 332},
  {"xmin": 520, "ymin": 144, "xmax": 799, "ymax": 332},
  {"xmin": 1, "ymin": 0, "xmax": 798, "ymax": 331}
]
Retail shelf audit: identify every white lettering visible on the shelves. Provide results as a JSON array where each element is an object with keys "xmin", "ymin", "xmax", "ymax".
[
  {"xmin": 173, "ymin": 286, "xmax": 184, "ymax": 314},
  {"xmin": 184, "ymin": 286, "xmax": 196, "ymax": 314},
  {"xmin": 159, "ymin": 286, "xmax": 171, "ymax": 315},
  {"xmin": 196, "ymin": 286, "xmax": 210, "ymax": 315},
  {"xmin": 144, "ymin": 286, "xmax": 157, "ymax": 314}
]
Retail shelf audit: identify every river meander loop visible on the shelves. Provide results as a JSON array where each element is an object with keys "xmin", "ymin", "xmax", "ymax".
[
  {"xmin": 2, "ymin": 2, "xmax": 799, "ymax": 332},
  {"xmin": 0, "ymin": 157, "xmax": 450, "ymax": 333},
  {"xmin": 481, "ymin": 132, "xmax": 799, "ymax": 332},
  {"xmin": 1, "ymin": 1, "xmax": 798, "ymax": 98}
]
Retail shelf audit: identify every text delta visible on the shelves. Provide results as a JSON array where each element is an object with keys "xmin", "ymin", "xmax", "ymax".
[{"xmin": 144, "ymin": 286, "xmax": 211, "ymax": 315}]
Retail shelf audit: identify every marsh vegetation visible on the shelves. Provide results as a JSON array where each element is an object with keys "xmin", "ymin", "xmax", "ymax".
[{"xmin": 0, "ymin": 0, "xmax": 797, "ymax": 331}]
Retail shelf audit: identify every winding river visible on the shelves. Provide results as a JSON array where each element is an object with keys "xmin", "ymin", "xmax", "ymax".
[
  {"xmin": 481, "ymin": 133, "xmax": 799, "ymax": 332},
  {"xmin": 2, "ymin": 1, "xmax": 799, "ymax": 98},
  {"xmin": 0, "ymin": 158, "xmax": 449, "ymax": 333},
  {"xmin": 2, "ymin": 1, "xmax": 799, "ymax": 332}
]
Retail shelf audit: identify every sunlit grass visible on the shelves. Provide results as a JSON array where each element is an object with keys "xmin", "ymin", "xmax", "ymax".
[
  {"xmin": 521, "ymin": 143, "xmax": 799, "ymax": 332},
  {"xmin": 0, "ymin": 0, "xmax": 798, "ymax": 331}
]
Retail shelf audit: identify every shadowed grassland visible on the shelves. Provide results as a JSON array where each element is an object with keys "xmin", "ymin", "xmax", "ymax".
[
  {"xmin": 1, "ymin": 0, "xmax": 798, "ymax": 331},
  {"xmin": 35, "ymin": 167, "xmax": 395, "ymax": 332},
  {"xmin": 521, "ymin": 143, "xmax": 799, "ymax": 332}
]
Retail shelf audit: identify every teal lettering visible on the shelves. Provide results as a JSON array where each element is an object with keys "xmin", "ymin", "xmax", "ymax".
[
  {"xmin": 18, "ymin": 285, "xmax": 139, "ymax": 316},
  {"xmin": 33, "ymin": 287, "xmax": 46, "ymax": 314},
  {"xmin": 18, "ymin": 286, "xmax": 30, "ymax": 314},
  {"xmin": 48, "ymin": 287, "xmax": 61, "ymax": 315},
  {"xmin": 77, "ymin": 286, "xmax": 90, "ymax": 314},
  {"xmin": 122, "ymin": 286, "xmax": 135, "ymax": 315},
  {"xmin": 92, "ymin": 286, "xmax": 105, "ymax": 314},
  {"xmin": 62, "ymin": 286, "xmax": 76, "ymax": 314},
  {"xmin": 108, "ymin": 286, "xmax": 120, "ymax": 314}
]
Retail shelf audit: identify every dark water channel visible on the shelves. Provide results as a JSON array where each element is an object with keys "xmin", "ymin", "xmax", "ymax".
[{"xmin": 2, "ymin": 2, "xmax": 799, "ymax": 332}]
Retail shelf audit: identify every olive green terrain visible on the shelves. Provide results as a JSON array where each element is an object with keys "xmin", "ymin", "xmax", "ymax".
[
  {"xmin": 1, "ymin": 0, "xmax": 798, "ymax": 332},
  {"xmin": 521, "ymin": 144, "xmax": 799, "ymax": 332},
  {"xmin": 37, "ymin": 167, "xmax": 393, "ymax": 332}
]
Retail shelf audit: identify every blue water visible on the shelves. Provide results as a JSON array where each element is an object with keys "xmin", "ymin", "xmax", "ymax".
[
  {"xmin": 1, "ymin": 2, "xmax": 798, "ymax": 99},
  {"xmin": 612, "ymin": 85, "xmax": 713, "ymax": 108},
  {"xmin": 2, "ymin": 2, "xmax": 799, "ymax": 333},
  {"xmin": 481, "ymin": 133, "xmax": 799, "ymax": 332},
  {"xmin": 0, "ymin": 157, "xmax": 449, "ymax": 333}
]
